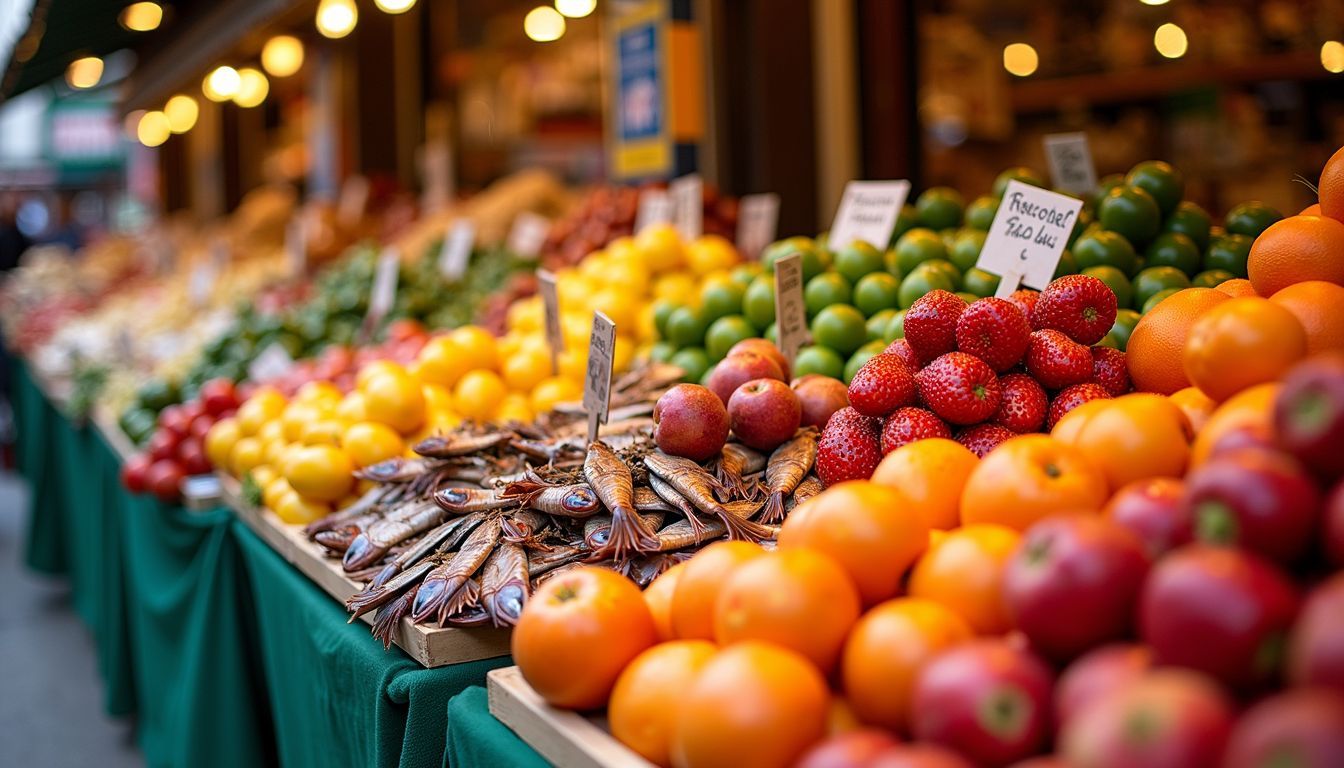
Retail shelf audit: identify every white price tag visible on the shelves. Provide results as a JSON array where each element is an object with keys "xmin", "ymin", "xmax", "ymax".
[
  {"xmin": 438, "ymin": 221, "xmax": 475, "ymax": 281},
  {"xmin": 337, "ymin": 175, "xmax": 370, "ymax": 227},
  {"xmin": 285, "ymin": 219, "xmax": 307, "ymax": 277},
  {"xmin": 773, "ymin": 253, "xmax": 808, "ymax": 367},
  {"xmin": 635, "ymin": 189, "xmax": 675, "ymax": 234},
  {"xmin": 584, "ymin": 311, "xmax": 617, "ymax": 443},
  {"xmin": 736, "ymin": 193, "xmax": 780, "ymax": 259},
  {"xmin": 248, "ymin": 342, "xmax": 294, "ymax": 383},
  {"xmin": 828, "ymin": 180, "xmax": 912, "ymax": 250},
  {"xmin": 538, "ymin": 269, "xmax": 563, "ymax": 374},
  {"xmin": 978, "ymin": 180, "xmax": 1084, "ymax": 296},
  {"xmin": 1043, "ymin": 133, "xmax": 1098, "ymax": 195},
  {"xmin": 670, "ymin": 174, "xmax": 704, "ymax": 241},
  {"xmin": 507, "ymin": 212, "xmax": 550, "ymax": 259},
  {"xmin": 368, "ymin": 249, "xmax": 401, "ymax": 321}
]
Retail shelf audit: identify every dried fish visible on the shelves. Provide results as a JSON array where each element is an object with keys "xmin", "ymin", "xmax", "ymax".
[
  {"xmin": 644, "ymin": 452, "xmax": 772, "ymax": 542},
  {"xmin": 584, "ymin": 442, "xmax": 658, "ymax": 558},
  {"xmin": 479, "ymin": 542, "xmax": 529, "ymax": 627},
  {"xmin": 761, "ymin": 429, "xmax": 818, "ymax": 523}
]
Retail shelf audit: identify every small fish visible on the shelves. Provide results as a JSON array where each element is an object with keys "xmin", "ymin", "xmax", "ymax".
[
  {"xmin": 303, "ymin": 486, "xmax": 387, "ymax": 536},
  {"xmin": 411, "ymin": 518, "xmax": 502, "ymax": 625},
  {"xmin": 644, "ymin": 452, "xmax": 772, "ymax": 542},
  {"xmin": 500, "ymin": 510, "xmax": 551, "ymax": 546},
  {"xmin": 479, "ymin": 542, "xmax": 530, "ymax": 627},
  {"xmin": 368, "ymin": 514, "xmax": 479, "ymax": 589},
  {"xmin": 433, "ymin": 485, "xmax": 517, "ymax": 514},
  {"xmin": 584, "ymin": 442, "xmax": 658, "ymax": 558},
  {"xmin": 356, "ymin": 456, "xmax": 436, "ymax": 483},
  {"xmin": 342, "ymin": 501, "xmax": 445, "ymax": 571},
  {"xmin": 503, "ymin": 481, "xmax": 602, "ymax": 518},
  {"xmin": 789, "ymin": 476, "xmax": 823, "ymax": 511},
  {"xmin": 371, "ymin": 583, "xmax": 418, "ymax": 650},
  {"xmin": 346, "ymin": 557, "xmax": 439, "ymax": 619},
  {"xmin": 761, "ymin": 429, "xmax": 818, "ymax": 524},
  {"xmin": 526, "ymin": 543, "xmax": 587, "ymax": 578},
  {"xmin": 715, "ymin": 443, "xmax": 767, "ymax": 500},
  {"xmin": 633, "ymin": 486, "xmax": 676, "ymax": 513},
  {"xmin": 648, "ymin": 474, "xmax": 712, "ymax": 543},
  {"xmin": 412, "ymin": 431, "xmax": 514, "ymax": 458},
  {"xmin": 655, "ymin": 517, "xmax": 728, "ymax": 552},
  {"xmin": 625, "ymin": 553, "xmax": 688, "ymax": 587}
]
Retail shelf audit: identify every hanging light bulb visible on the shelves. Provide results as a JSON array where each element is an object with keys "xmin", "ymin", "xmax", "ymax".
[
  {"xmin": 203, "ymin": 66, "xmax": 241, "ymax": 101},
  {"xmin": 164, "ymin": 94, "xmax": 199, "ymax": 133},
  {"xmin": 1154, "ymin": 23, "xmax": 1188, "ymax": 59},
  {"xmin": 1322, "ymin": 41, "xmax": 1344, "ymax": 74},
  {"xmin": 233, "ymin": 68, "xmax": 270, "ymax": 108},
  {"xmin": 119, "ymin": 2, "xmax": 163, "ymax": 32},
  {"xmin": 66, "ymin": 56, "xmax": 104, "ymax": 89},
  {"xmin": 524, "ymin": 6, "xmax": 566, "ymax": 42},
  {"xmin": 261, "ymin": 35, "xmax": 305, "ymax": 77},
  {"xmin": 555, "ymin": 0, "xmax": 596, "ymax": 18},
  {"xmin": 137, "ymin": 111, "xmax": 171, "ymax": 147},
  {"xmin": 316, "ymin": 0, "xmax": 358, "ymax": 39},
  {"xmin": 1003, "ymin": 43, "xmax": 1039, "ymax": 77},
  {"xmin": 374, "ymin": 0, "xmax": 417, "ymax": 14}
]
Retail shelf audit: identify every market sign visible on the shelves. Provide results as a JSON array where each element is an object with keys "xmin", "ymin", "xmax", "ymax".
[{"xmin": 43, "ymin": 97, "xmax": 123, "ymax": 171}]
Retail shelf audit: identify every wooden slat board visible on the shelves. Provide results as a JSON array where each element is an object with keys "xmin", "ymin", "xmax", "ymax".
[
  {"xmin": 220, "ymin": 475, "xmax": 512, "ymax": 668},
  {"xmin": 488, "ymin": 666, "xmax": 655, "ymax": 768}
]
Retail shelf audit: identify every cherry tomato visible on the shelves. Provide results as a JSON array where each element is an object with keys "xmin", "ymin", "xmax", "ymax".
[
  {"xmin": 199, "ymin": 378, "xmax": 240, "ymax": 416},
  {"xmin": 147, "ymin": 429, "xmax": 182, "ymax": 462},
  {"xmin": 146, "ymin": 459, "xmax": 186, "ymax": 502},
  {"xmin": 177, "ymin": 438, "xmax": 211, "ymax": 475},
  {"xmin": 121, "ymin": 454, "xmax": 152, "ymax": 493}
]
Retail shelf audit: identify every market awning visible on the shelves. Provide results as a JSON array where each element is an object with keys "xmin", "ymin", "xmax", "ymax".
[{"xmin": 0, "ymin": 0, "xmax": 149, "ymax": 102}]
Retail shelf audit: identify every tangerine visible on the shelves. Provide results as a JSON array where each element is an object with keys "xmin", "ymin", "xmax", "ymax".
[
  {"xmin": 609, "ymin": 640, "xmax": 717, "ymax": 767},
  {"xmin": 1126, "ymin": 288, "xmax": 1229, "ymax": 394},
  {"xmin": 1183, "ymin": 297, "xmax": 1306, "ymax": 402},
  {"xmin": 1189, "ymin": 382, "xmax": 1280, "ymax": 467},
  {"xmin": 1247, "ymin": 215, "xmax": 1344, "ymax": 296},
  {"xmin": 670, "ymin": 541, "xmax": 767, "ymax": 640},
  {"xmin": 869, "ymin": 438, "xmax": 979, "ymax": 530},
  {"xmin": 1214, "ymin": 278, "xmax": 1257, "ymax": 297},
  {"xmin": 960, "ymin": 435, "xmax": 1108, "ymax": 530},
  {"xmin": 1320, "ymin": 144, "xmax": 1344, "ymax": 222},
  {"xmin": 1169, "ymin": 386, "xmax": 1217, "ymax": 433},
  {"xmin": 908, "ymin": 524, "xmax": 1021, "ymax": 635},
  {"xmin": 644, "ymin": 562, "xmax": 686, "ymax": 642},
  {"xmin": 1051, "ymin": 394, "xmax": 1194, "ymax": 492},
  {"xmin": 1268, "ymin": 280, "xmax": 1344, "ymax": 356}
]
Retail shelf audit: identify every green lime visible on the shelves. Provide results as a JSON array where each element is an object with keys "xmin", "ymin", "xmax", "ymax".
[
  {"xmin": 763, "ymin": 237, "xmax": 829, "ymax": 281},
  {"xmin": 670, "ymin": 347, "xmax": 711, "ymax": 383},
  {"xmin": 949, "ymin": 230, "xmax": 986, "ymax": 273},
  {"xmin": 1203, "ymin": 234, "xmax": 1253, "ymax": 278},
  {"xmin": 854, "ymin": 272, "xmax": 902, "ymax": 316},
  {"xmin": 1225, "ymin": 202, "xmax": 1283, "ymax": 238},
  {"xmin": 1068, "ymin": 209, "xmax": 1093, "ymax": 248},
  {"xmin": 804, "ymin": 273, "xmax": 853, "ymax": 317},
  {"xmin": 1053, "ymin": 250, "xmax": 1079, "ymax": 280},
  {"xmin": 1163, "ymin": 201, "xmax": 1212, "ymax": 251},
  {"xmin": 136, "ymin": 379, "xmax": 178, "ymax": 412},
  {"xmin": 993, "ymin": 166, "xmax": 1047, "ymax": 198},
  {"xmin": 962, "ymin": 268, "xmax": 1001, "ymax": 297},
  {"xmin": 730, "ymin": 262, "xmax": 763, "ymax": 288},
  {"xmin": 764, "ymin": 322, "xmax": 778, "ymax": 344},
  {"xmin": 1192, "ymin": 269, "xmax": 1236, "ymax": 288},
  {"xmin": 885, "ymin": 308, "xmax": 907, "ymax": 340},
  {"xmin": 1102, "ymin": 308, "xmax": 1142, "ymax": 350},
  {"xmin": 1144, "ymin": 232, "xmax": 1201, "ymax": 276},
  {"xmin": 794, "ymin": 345, "xmax": 845, "ymax": 380},
  {"xmin": 1073, "ymin": 230, "xmax": 1138, "ymax": 275},
  {"xmin": 844, "ymin": 341, "xmax": 888, "ymax": 384},
  {"xmin": 665, "ymin": 306, "xmax": 709, "ymax": 348},
  {"xmin": 940, "ymin": 228, "xmax": 959, "ymax": 252},
  {"xmin": 699, "ymin": 278, "xmax": 746, "ymax": 322},
  {"xmin": 1133, "ymin": 267, "xmax": 1192, "ymax": 310},
  {"xmin": 882, "ymin": 249, "xmax": 902, "ymax": 280},
  {"xmin": 1082, "ymin": 265, "xmax": 1134, "ymax": 309},
  {"xmin": 705, "ymin": 315, "xmax": 758, "ymax": 361},
  {"xmin": 1141, "ymin": 288, "xmax": 1182, "ymax": 315},
  {"xmin": 810, "ymin": 305, "xmax": 868, "ymax": 355},
  {"xmin": 955, "ymin": 291, "xmax": 979, "ymax": 304},
  {"xmin": 894, "ymin": 228, "xmax": 948, "ymax": 274},
  {"xmin": 649, "ymin": 340, "xmax": 677, "ymax": 363},
  {"xmin": 1099, "ymin": 186, "xmax": 1162, "ymax": 247},
  {"xmin": 1125, "ymin": 160, "xmax": 1184, "ymax": 216},
  {"xmin": 833, "ymin": 241, "xmax": 885, "ymax": 283},
  {"xmin": 867, "ymin": 309, "xmax": 899, "ymax": 342},
  {"xmin": 1090, "ymin": 174, "xmax": 1126, "ymax": 212},
  {"xmin": 652, "ymin": 300, "xmax": 677, "ymax": 339},
  {"xmin": 898, "ymin": 268, "xmax": 956, "ymax": 309},
  {"xmin": 964, "ymin": 196, "xmax": 999, "ymax": 230},
  {"xmin": 916, "ymin": 187, "xmax": 965, "ymax": 230},
  {"xmin": 889, "ymin": 205, "xmax": 920, "ymax": 246},
  {"xmin": 917, "ymin": 260, "xmax": 962, "ymax": 291},
  {"xmin": 743, "ymin": 276, "xmax": 777, "ymax": 330}
]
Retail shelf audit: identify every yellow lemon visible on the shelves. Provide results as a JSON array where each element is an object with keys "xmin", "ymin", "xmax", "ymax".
[
  {"xmin": 295, "ymin": 381, "xmax": 342, "ymax": 407},
  {"xmin": 236, "ymin": 390, "xmax": 285, "ymax": 436},
  {"xmin": 653, "ymin": 272, "xmax": 699, "ymax": 305},
  {"xmin": 205, "ymin": 417, "xmax": 241, "ymax": 469},
  {"xmin": 502, "ymin": 346, "xmax": 554, "ymax": 393},
  {"xmin": 301, "ymin": 419, "xmax": 348, "ymax": 446},
  {"xmin": 229, "ymin": 436, "xmax": 266, "ymax": 478},
  {"xmin": 362, "ymin": 370, "xmax": 427, "ymax": 434},
  {"xmin": 529, "ymin": 376, "xmax": 582, "ymax": 414},
  {"xmin": 579, "ymin": 251, "xmax": 610, "ymax": 280},
  {"xmin": 558, "ymin": 348, "xmax": 588, "ymax": 382},
  {"xmin": 507, "ymin": 297, "xmax": 544, "ymax": 333},
  {"xmin": 282, "ymin": 444, "xmax": 354, "ymax": 502},
  {"xmin": 356, "ymin": 360, "xmax": 406, "ymax": 391},
  {"xmin": 562, "ymin": 314, "xmax": 592, "ymax": 349},
  {"xmin": 606, "ymin": 236, "xmax": 640, "ymax": 266},
  {"xmin": 613, "ymin": 335, "xmax": 635, "ymax": 373},
  {"xmin": 422, "ymin": 383, "xmax": 454, "ymax": 414},
  {"xmin": 592, "ymin": 289, "xmax": 639, "ymax": 331},
  {"xmin": 448, "ymin": 326, "xmax": 499, "ymax": 372},
  {"xmin": 413, "ymin": 336, "xmax": 467, "ymax": 388},
  {"xmin": 453, "ymin": 370, "xmax": 507, "ymax": 422},
  {"xmin": 262, "ymin": 476, "xmax": 293, "ymax": 510},
  {"xmin": 263, "ymin": 437, "xmax": 289, "ymax": 467},
  {"xmin": 686, "ymin": 234, "xmax": 742, "ymax": 275},
  {"xmin": 341, "ymin": 422, "xmax": 405, "ymax": 468},
  {"xmin": 496, "ymin": 393, "xmax": 534, "ymax": 423},
  {"xmin": 273, "ymin": 491, "xmax": 330, "ymax": 525},
  {"xmin": 280, "ymin": 401, "xmax": 322, "ymax": 442},
  {"xmin": 636, "ymin": 304, "xmax": 659, "ymax": 342},
  {"xmin": 258, "ymin": 419, "xmax": 285, "ymax": 444},
  {"xmin": 635, "ymin": 223, "xmax": 687, "ymax": 273},
  {"xmin": 334, "ymin": 392, "xmax": 368, "ymax": 422},
  {"xmin": 602, "ymin": 259, "xmax": 651, "ymax": 295}
]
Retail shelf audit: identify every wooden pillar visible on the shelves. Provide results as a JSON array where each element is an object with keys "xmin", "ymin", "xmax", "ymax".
[{"xmin": 855, "ymin": 0, "xmax": 920, "ymax": 185}]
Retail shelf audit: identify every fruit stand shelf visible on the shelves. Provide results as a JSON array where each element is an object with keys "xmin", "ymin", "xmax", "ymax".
[
  {"xmin": 219, "ymin": 475, "xmax": 512, "ymax": 668},
  {"xmin": 487, "ymin": 666, "xmax": 655, "ymax": 768}
]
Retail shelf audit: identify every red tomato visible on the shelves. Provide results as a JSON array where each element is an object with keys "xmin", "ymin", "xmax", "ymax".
[
  {"xmin": 147, "ymin": 429, "xmax": 182, "ymax": 462},
  {"xmin": 121, "ymin": 454, "xmax": 152, "ymax": 493},
  {"xmin": 189, "ymin": 414, "xmax": 215, "ymax": 440},
  {"xmin": 179, "ymin": 399, "xmax": 206, "ymax": 423},
  {"xmin": 157, "ymin": 405, "xmax": 192, "ymax": 436},
  {"xmin": 177, "ymin": 438, "xmax": 211, "ymax": 475},
  {"xmin": 199, "ymin": 378, "xmax": 240, "ymax": 416},
  {"xmin": 145, "ymin": 460, "xmax": 185, "ymax": 502}
]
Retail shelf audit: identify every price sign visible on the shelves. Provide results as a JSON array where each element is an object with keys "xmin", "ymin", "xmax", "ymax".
[
  {"xmin": 438, "ymin": 221, "xmax": 475, "ymax": 281},
  {"xmin": 977, "ymin": 180, "xmax": 1083, "ymax": 296},
  {"xmin": 583, "ymin": 311, "xmax": 617, "ymax": 443},
  {"xmin": 248, "ymin": 341, "xmax": 295, "ymax": 383},
  {"xmin": 367, "ymin": 249, "xmax": 401, "ymax": 322},
  {"xmin": 507, "ymin": 212, "xmax": 551, "ymax": 259},
  {"xmin": 285, "ymin": 218, "xmax": 307, "ymax": 277},
  {"xmin": 635, "ymin": 189, "xmax": 674, "ymax": 234},
  {"xmin": 1043, "ymin": 133, "xmax": 1098, "ymax": 195},
  {"xmin": 773, "ymin": 252, "xmax": 808, "ymax": 367},
  {"xmin": 538, "ymin": 269, "xmax": 563, "ymax": 375},
  {"xmin": 828, "ymin": 180, "xmax": 911, "ymax": 250},
  {"xmin": 670, "ymin": 174, "xmax": 704, "ymax": 241},
  {"xmin": 736, "ymin": 193, "xmax": 780, "ymax": 260}
]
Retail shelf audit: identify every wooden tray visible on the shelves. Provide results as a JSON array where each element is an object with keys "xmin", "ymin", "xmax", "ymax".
[
  {"xmin": 220, "ymin": 475, "xmax": 512, "ymax": 668},
  {"xmin": 487, "ymin": 666, "xmax": 655, "ymax": 768}
]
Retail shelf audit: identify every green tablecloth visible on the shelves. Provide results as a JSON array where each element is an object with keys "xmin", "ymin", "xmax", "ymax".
[{"xmin": 445, "ymin": 687, "xmax": 549, "ymax": 768}]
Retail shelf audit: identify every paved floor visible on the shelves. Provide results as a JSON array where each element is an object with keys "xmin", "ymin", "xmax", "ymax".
[{"xmin": 0, "ymin": 473, "xmax": 143, "ymax": 767}]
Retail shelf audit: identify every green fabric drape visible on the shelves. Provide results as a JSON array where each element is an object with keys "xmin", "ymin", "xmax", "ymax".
[{"xmin": 445, "ymin": 686, "xmax": 550, "ymax": 768}]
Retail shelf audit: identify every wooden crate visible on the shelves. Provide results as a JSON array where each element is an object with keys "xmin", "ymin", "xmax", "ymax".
[
  {"xmin": 488, "ymin": 666, "xmax": 655, "ymax": 768},
  {"xmin": 220, "ymin": 476, "xmax": 512, "ymax": 668}
]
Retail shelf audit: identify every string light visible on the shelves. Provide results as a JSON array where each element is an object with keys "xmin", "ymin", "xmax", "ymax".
[
  {"xmin": 316, "ymin": 0, "xmax": 358, "ymax": 39},
  {"xmin": 524, "ymin": 6, "xmax": 566, "ymax": 42},
  {"xmin": 203, "ymin": 66, "xmax": 240, "ymax": 101},
  {"xmin": 261, "ymin": 35, "xmax": 305, "ymax": 77},
  {"xmin": 137, "ymin": 111, "xmax": 171, "ymax": 147},
  {"xmin": 1154, "ymin": 23, "xmax": 1188, "ymax": 59},
  {"xmin": 555, "ymin": 0, "xmax": 596, "ymax": 18},
  {"xmin": 65, "ymin": 56, "xmax": 104, "ymax": 89},
  {"xmin": 164, "ymin": 94, "xmax": 199, "ymax": 133},
  {"xmin": 233, "ymin": 68, "xmax": 270, "ymax": 108},
  {"xmin": 1323, "ymin": 41, "xmax": 1344, "ymax": 74},
  {"xmin": 119, "ymin": 2, "xmax": 163, "ymax": 32},
  {"xmin": 374, "ymin": 0, "xmax": 417, "ymax": 14},
  {"xmin": 1003, "ymin": 43, "xmax": 1039, "ymax": 77}
]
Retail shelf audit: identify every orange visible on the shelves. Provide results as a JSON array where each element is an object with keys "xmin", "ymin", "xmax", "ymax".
[
  {"xmin": 713, "ymin": 549, "xmax": 861, "ymax": 672},
  {"xmin": 512, "ymin": 566, "xmax": 657, "ymax": 710},
  {"xmin": 1301, "ymin": 203, "xmax": 1323, "ymax": 216},
  {"xmin": 670, "ymin": 541, "xmax": 767, "ymax": 640},
  {"xmin": 840, "ymin": 597, "xmax": 973, "ymax": 733},
  {"xmin": 1247, "ymin": 215, "xmax": 1344, "ymax": 296},
  {"xmin": 1051, "ymin": 394, "xmax": 1194, "ymax": 492},
  {"xmin": 362, "ymin": 369, "xmax": 427, "ymax": 434},
  {"xmin": 273, "ymin": 490, "xmax": 330, "ymax": 525},
  {"xmin": 340, "ymin": 422, "xmax": 404, "ymax": 468},
  {"xmin": 960, "ymin": 435, "xmax": 1108, "ymax": 530},
  {"xmin": 1183, "ymin": 297, "xmax": 1306, "ymax": 402},
  {"xmin": 453, "ymin": 370, "xmax": 507, "ymax": 423},
  {"xmin": 282, "ymin": 444, "xmax": 355, "ymax": 501},
  {"xmin": 908, "ymin": 524, "xmax": 1020, "ymax": 635},
  {"xmin": 869, "ymin": 438, "xmax": 979, "ymax": 530},
  {"xmin": 777, "ymin": 481, "xmax": 929, "ymax": 607},
  {"xmin": 1269, "ymin": 280, "xmax": 1344, "ymax": 356},
  {"xmin": 412, "ymin": 336, "xmax": 467, "ymax": 389},
  {"xmin": 1190, "ymin": 382, "xmax": 1279, "ymax": 467},
  {"xmin": 1127, "ymin": 288, "xmax": 1230, "ymax": 394},
  {"xmin": 826, "ymin": 697, "xmax": 864, "ymax": 736},
  {"xmin": 644, "ymin": 562, "xmax": 685, "ymax": 642},
  {"xmin": 1320, "ymin": 144, "xmax": 1344, "ymax": 222},
  {"xmin": 609, "ymin": 640, "xmax": 717, "ymax": 767},
  {"xmin": 229, "ymin": 436, "xmax": 266, "ymax": 477},
  {"xmin": 1050, "ymin": 398, "xmax": 1113, "ymax": 445},
  {"xmin": 1169, "ymin": 387, "xmax": 1216, "ymax": 433},
  {"xmin": 670, "ymin": 641, "xmax": 829, "ymax": 768},
  {"xmin": 1214, "ymin": 278, "xmax": 1257, "ymax": 297}
]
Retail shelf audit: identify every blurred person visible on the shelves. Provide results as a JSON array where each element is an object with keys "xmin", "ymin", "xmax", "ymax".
[{"xmin": 0, "ymin": 191, "xmax": 30, "ymax": 273}]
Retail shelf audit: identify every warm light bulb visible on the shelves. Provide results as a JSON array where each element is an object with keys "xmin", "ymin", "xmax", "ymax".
[
  {"xmin": 1003, "ymin": 43, "xmax": 1039, "ymax": 77},
  {"xmin": 524, "ymin": 6, "xmax": 566, "ymax": 42},
  {"xmin": 233, "ymin": 68, "xmax": 269, "ymax": 108},
  {"xmin": 119, "ymin": 2, "xmax": 163, "ymax": 32},
  {"xmin": 261, "ymin": 35, "xmax": 305, "ymax": 78},
  {"xmin": 1154, "ymin": 23, "xmax": 1188, "ymax": 59},
  {"xmin": 374, "ymin": 0, "xmax": 417, "ymax": 14},
  {"xmin": 66, "ymin": 56, "xmax": 104, "ymax": 89},
  {"xmin": 555, "ymin": 0, "xmax": 596, "ymax": 18},
  {"xmin": 1140, "ymin": 0, "xmax": 1170, "ymax": 5},
  {"xmin": 137, "ymin": 111, "xmax": 171, "ymax": 147},
  {"xmin": 316, "ymin": 0, "xmax": 358, "ymax": 39},
  {"xmin": 1323, "ymin": 41, "xmax": 1344, "ymax": 74},
  {"xmin": 203, "ymin": 66, "xmax": 240, "ymax": 101},
  {"xmin": 164, "ymin": 94, "xmax": 199, "ymax": 133}
]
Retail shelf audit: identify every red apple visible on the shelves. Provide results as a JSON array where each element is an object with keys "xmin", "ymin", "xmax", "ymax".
[
  {"xmin": 177, "ymin": 438, "xmax": 211, "ymax": 476},
  {"xmin": 1140, "ymin": 546, "xmax": 1299, "ymax": 691},
  {"xmin": 1055, "ymin": 644, "xmax": 1152, "ymax": 727},
  {"xmin": 200, "ymin": 378, "xmax": 240, "ymax": 416},
  {"xmin": 910, "ymin": 640, "xmax": 1054, "ymax": 767},
  {"xmin": 1103, "ymin": 477, "xmax": 1191, "ymax": 558},
  {"xmin": 1183, "ymin": 448, "xmax": 1322, "ymax": 564},
  {"xmin": 728, "ymin": 378, "xmax": 802, "ymax": 451},
  {"xmin": 1325, "ymin": 482, "xmax": 1344, "ymax": 568},
  {"xmin": 653, "ymin": 384, "xmax": 730, "ymax": 462},
  {"xmin": 1223, "ymin": 688, "xmax": 1344, "ymax": 768},
  {"xmin": 188, "ymin": 413, "xmax": 216, "ymax": 441},
  {"xmin": 706, "ymin": 350, "xmax": 785, "ymax": 405},
  {"xmin": 157, "ymin": 404, "xmax": 192, "ymax": 437},
  {"xmin": 796, "ymin": 730, "xmax": 903, "ymax": 768},
  {"xmin": 1004, "ymin": 516, "xmax": 1150, "ymax": 661},
  {"xmin": 870, "ymin": 745, "xmax": 974, "ymax": 768},
  {"xmin": 793, "ymin": 373, "xmax": 850, "ymax": 430},
  {"xmin": 1060, "ymin": 670, "xmax": 1234, "ymax": 768},
  {"xmin": 1205, "ymin": 422, "xmax": 1277, "ymax": 463},
  {"xmin": 147, "ymin": 429, "xmax": 182, "ymax": 463},
  {"xmin": 1289, "ymin": 574, "xmax": 1344, "ymax": 691},
  {"xmin": 729, "ymin": 337, "xmax": 791, "ymax": 380},
  {"xmin": 145, "ymin": 459, "xmax": 185, "ymax": 503},
  {"xmin": 121, "ymin": 453, "xmax": 152, "ymax": 494},
  {"xmin": 1274, "ymin": 354, "xmax": 1344, "ymax": 481}
]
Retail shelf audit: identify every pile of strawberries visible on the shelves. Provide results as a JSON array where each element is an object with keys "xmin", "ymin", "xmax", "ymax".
[{"xmin": 817, "ymin": 275, "xmax": 1129, "ymax": 486}]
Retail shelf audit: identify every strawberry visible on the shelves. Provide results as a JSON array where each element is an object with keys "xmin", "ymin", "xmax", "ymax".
[
  {"xmin": 916, "ymin": 352, "xmax": 1002, "ymax": 425},
  {"xmin": 955, "ymin": 297, "xmax": 1031, "ymax": 371},
  {"xmin": 816, "ymin": 406, "xmax": 883, "ymax": 487},
  {"xmin": 1025, "ymin": 329, "xmax": 1093, "ymax": 389},
  {"xmin": 993, "ymin": 372, "xmax": 1048, "ymax": 433},
  {"xmin": 1006, "ymin": 289, "xmax": 1040, "ymax": 320},
  {"xmin": 847, "ymin": 354, "xmax": 916, "ymax": 418},
  {"xmin": 904, "ymin": 290, "xmax": 967, "ymax": 363},
  {"xmin": 880, "ymin": 407, "xmax": 952, "ymax": 454},
  {"xmin": 1048, "ymin": 382, "xmax": 1113, "ymax": 429},
  {"xmin": 884, "ymin": 338, "xmax": 923, "ymax": 372},
  {"xmin": 956, "ymin": 423, "xmax": 1016, "ymax": 458},
  {"xmin": 1091, "ymin": 346, "xmax": 1131, "ymax": 396},
  {"xmin": 1032, "ymin": 274, "xmax": 1119, "ymax": 345}
]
